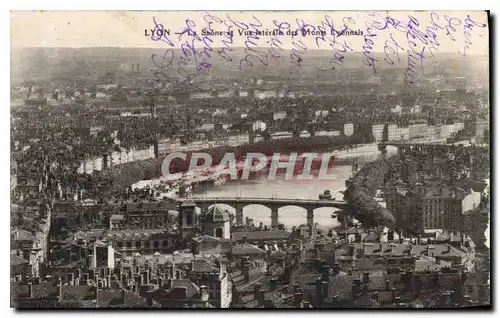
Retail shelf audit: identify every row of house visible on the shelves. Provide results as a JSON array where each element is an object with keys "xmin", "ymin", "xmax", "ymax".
[{"xmin": 77, "ymin": 146, "xmax": 156, "ymax": 174}]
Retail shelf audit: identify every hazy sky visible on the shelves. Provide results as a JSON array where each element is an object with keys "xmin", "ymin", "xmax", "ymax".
[{"xmin": 11, "ymin": 11, "xmax": 489, "ymax": 55}]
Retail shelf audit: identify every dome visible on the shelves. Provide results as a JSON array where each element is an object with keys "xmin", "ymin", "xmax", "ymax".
[{"xmin": 203, "ymin": 205, "xmax": 230, "ymax": 223}]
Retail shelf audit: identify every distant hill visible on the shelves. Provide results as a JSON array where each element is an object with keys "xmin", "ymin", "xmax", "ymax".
[{"xmin": 11, "ymin": 47, "xmax": 488, "ymax": 86}]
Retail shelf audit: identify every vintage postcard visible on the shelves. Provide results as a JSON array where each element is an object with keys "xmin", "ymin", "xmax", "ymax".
[{"xmin": 10, "ymin": 11, "xmax": 490, "ymax": 309}]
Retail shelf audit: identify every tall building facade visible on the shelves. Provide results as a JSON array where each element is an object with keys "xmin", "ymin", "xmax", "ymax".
[{"xmin": 386, "ymin": 185, "xmax": 482, "ymax": 234}]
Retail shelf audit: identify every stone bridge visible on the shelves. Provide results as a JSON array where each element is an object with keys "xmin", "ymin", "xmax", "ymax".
[
  {"xmin": 378, "ymin": 140, "xmax": 449, "ymax": 154},
  {"xmin": 177, "ymin": 197, "xmax": 348, "ymax": 228}
]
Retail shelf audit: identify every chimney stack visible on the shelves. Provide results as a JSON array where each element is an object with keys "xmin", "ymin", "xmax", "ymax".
[
  {"xmin": 269, "ymin": 278, "xmax": 277, "ymax": 290},
  {"xmin": 122, "ymin": 289, "xmax": 126, "ymax": 305},
  {"xmin": 322, "ymin": 281, "xmax": 329, "ymax": 299},
  {"xmin": 321, "ymin": 265, "xmax": 330, "ymax": 281},
  {"xmin": 253, "ymin": 283, "xmax": 262, "ymax": 295},
  {"xmin": 241, "ymin": 257, "xmax": 250, "ymax": 282},
  {"xmin": 140, "ymin": 272, "xmax": 147, "ymax": 285},
  {"xmin": 197, "ymin": 285, "xmax": 208, "ymax": 302},
  {"xmin": 58, "ymin": 277, "xmax": 63, "ymax": 302},
  {"xmin": 312, "ymin": 248, "xmax": 319, "ymax": 258},
  {"xmin": 263, "ymin": 299, "xmax": 274, "ymax": 308},
  {"xmin": 315, "ymin": 278, "xmax": 323, "ymax": 304},
  {"xmin": 277, "ymin": 257, "xmax": 285, "ymax": 269},
  {"xmin": 351, "ymin": 282, "xmax": 359, "ymax": 300},
  {"xmin": 253, "ymin": 283, "xmax": 263, "ymax": 304},
  {"xmin": 257, "ymin": 289, "xmax": 265, "ymax": 306},
  {"xmin": 363, "ymin": 271, "xmax": 370, "ymax": 284},
  {"xmin": 294, "ymin": 292, "xmax": 302, "ymax": 306},
  {"xmin": 145, "ymin": 290, "xmax": 153, "ymax": 307},
  {"xmin": 28, "ymin": 282, "xmax": 33, "ymax": 298}
]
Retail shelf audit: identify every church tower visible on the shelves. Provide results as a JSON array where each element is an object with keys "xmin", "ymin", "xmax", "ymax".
[
  {"xmin": 201, "ymin": 205, "xmax": 231, "ymax": 240},
  {"xmin": 179, "ymin": 201, "xmax": 197, "ymax": 239}
]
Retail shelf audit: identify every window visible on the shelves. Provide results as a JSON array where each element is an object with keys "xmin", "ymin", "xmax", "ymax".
[
  {"xmin": 144, "ymin": 241, "xmax": 150, "ymax": 248},
  {"xmin": 117, "ymin": 242, "xmax": 123, "ymax": 248},
  {"xmin": 135, "ymin": 241, "xmax": 142, "ymax": 249},
  {"xmin": 126, "ymin": 241, "xmax": 132, "ymax": 248},
  {"xmin": 163, "ymin": 241, "xmax": 168, "ymax": 247},
  {"xmin": 154, "ymin": 241, "xmax": 159, "ymax": 249}
]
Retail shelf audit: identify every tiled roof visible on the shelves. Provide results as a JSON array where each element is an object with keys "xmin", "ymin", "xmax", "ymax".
[
  {"xmin": 104, "ymin": 229, "xmax": 174, "ymax": 241},
  {"xmin": 11, "ymin": 281, "xmax": 57, "ymax": 299},
  {"xmin": 110, "ymin": 214, "xmax": 125, "ymax": 221},
  {"xmin": 268, "ymin": 250, "xmax": 287, "ymax": 260},
  {"xmin": 415, "ymin": 256, "xmax": 441, "ymax": 272},
  {"xmin": 123, "ymin": 252, "xmax": 221, "ymax": 266},
  {"xmin": 423, "ymin": 186, "xmax": 467, "ymax": 199},
  {"xmin": 191, "ymin": 259, "xmax": 219, "ymax": 273},
  {"xmin": 11, "ymin": 228, "xmax": 34, "ymax": 241},
  {"xmin": 202, "ymin": 205, "xmax": 230, "ymax": 223},
  {"xmin": 97, "ymin": 290, "xmax": 147, "ymax": 307},
  {"xmin": 463, "ymin": 274, "xmax": 483, "ymax": 287},
  {"xmin": 232, "ymin": 230, "xmax": 290, "ymax": 242},
  {"xmin": 60, "ymin": 285, "xmax": 94, "ymax": 301},
  {"xmin": 231, "ymin": 243, "xmax": 266, "ymax": 255},
  {"xmin": 192, "ymin": 235, "xmax": 221, "ymax": 243},
  {"xmin": 180, "ymin": 200, "xmax": 197, "ymax": 208},
  {"xmin": 11, "ymin": 254, "xmax": 28, "ymax": 266},
  {"xmin": 333, "ymin": 242, "xmax": 467, "ymax": 260},
  {"xmin": 125, "ymin": 201, "xmax": 172, "ymax": 211},
  {"xmin": 455, "ymin": 179, "xmax": 488, "ymax": 193},
  {"xmin": 328, "ymin": 275, "xmax": 355, "ymax": 300},
  {"xmin": 168, "ymin": 280, "xmax": 200, "ymax": 299}
]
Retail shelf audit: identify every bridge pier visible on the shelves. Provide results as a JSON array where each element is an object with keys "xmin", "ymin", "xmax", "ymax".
[
  {"xmin": 271, "ymin": 207, "xmax": 279, "ymax": 229},
  {"xmin": 183, "ymin": 198, "xmax": 348, "ymax": 230},
  {"xmin": 235, "ymin": 205, "xmax": 243, "ymax": 225},
  {"xmin": 378, "ymin": 143, "xmax": 387, "ymax": 154},
  {"xmin": 307, "ymin": 209, "xmax": 314, "ymax": 228},
  {"xmin": 307, "ymin": 209, "xmax": 315, "ymax": 238}
]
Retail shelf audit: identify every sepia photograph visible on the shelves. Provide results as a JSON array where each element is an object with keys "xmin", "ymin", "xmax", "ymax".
[{"xmin": 9, "ymin": 10, "xmax": 491, "ymax": 309}]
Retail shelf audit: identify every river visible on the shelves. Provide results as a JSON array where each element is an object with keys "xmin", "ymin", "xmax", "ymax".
[{"xmin": 190, "ymin": 145, "xmax": 398, "ymax": 231}]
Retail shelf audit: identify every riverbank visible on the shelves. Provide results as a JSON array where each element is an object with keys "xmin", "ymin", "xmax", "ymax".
[{"xmin": 104, "ymin": 136, "xmax": 377, "ymax": 192}]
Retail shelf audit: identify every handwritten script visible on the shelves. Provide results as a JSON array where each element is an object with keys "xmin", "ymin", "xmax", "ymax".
[{"xmin": 148, "ymin": 11, "xmax": 488, "ymax": 89}]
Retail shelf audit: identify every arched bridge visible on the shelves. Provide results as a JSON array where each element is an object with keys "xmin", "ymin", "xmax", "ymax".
[
  {"xmin": 378, "ymin": 140, "xmax": 450, "ymax": 154},
  {"xmin": 177, "ymin": 197, "xmax": 348, "ymax": 228}
]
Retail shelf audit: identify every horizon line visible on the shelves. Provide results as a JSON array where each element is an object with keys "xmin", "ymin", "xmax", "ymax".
[{"xmin": 11, "ymin": 46, "xmax": 488, "ymax": 56}]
